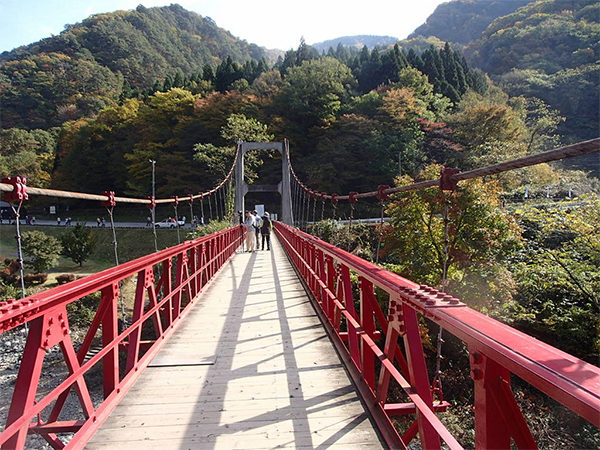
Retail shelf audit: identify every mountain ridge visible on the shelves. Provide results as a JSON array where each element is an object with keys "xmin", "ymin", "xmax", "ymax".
[
  {"xmin": 0, "ymin": 4, "xmax": 271, "ymax": 129},
  {"xmin": 310, "ymin": 35, "xmax": 398, "ymax": 53},
  {"xmin": 409, "ymin": 0, "xmax": 537, "ymax": 45}
]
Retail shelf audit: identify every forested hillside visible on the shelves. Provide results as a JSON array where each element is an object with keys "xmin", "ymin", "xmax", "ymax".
[
  {"xmin": 409, "ymin": 0, "xmax": 535, "ymax": 45},
  {"xmin": 466, "ymin": 0, "xmax": 599, "ymax": 143},
  {"xmin": 0, "ymin": 4, "xmax": 266, "ymax": 129},
  {"xmin": 43, "ymin": 42, "xmax": 493, "ymax": 198}
]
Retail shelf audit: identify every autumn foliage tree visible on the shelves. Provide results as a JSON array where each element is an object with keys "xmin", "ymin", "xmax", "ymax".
[{"xmin": 382, "ymin": 164, "xmax": 522, "ymax": 307}]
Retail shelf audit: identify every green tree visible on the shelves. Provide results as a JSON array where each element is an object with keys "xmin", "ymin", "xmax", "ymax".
[
  {"xmin": 194, "ymin": 113, "xmax": 273, "ymax": 184},
  {"xmin": 275, "ymin": 57, "xmax": 356, "ymax": 128},
  {"xmin": 445, "ymin": 89, "xmax": 527, "ymax": 169},
  {"xmin": 521, "ymin": 97, "xmax": 565, "ymax": 152},
  {"xmin": 220, "ymin": 113, "xmax": 274, "ymax": 143},
  {"xmin": 61, "ymin": 224, "xmax": 97, "ymax": 266},
  {"xmin": 123, "ymin": 88, "xmax": 199, "ymax": 196},
  {"xmin": 501, "ymin": 197, "xmax": 600, "ymax": 361},
  {"xmin": 383, "ymin": 164, "xmax": 521, "ymax": 307},
  {"xmin": 251, "ymin": 70, "xmax": 283, "ymax": 98},
  {"xmin": 21, "ymin": 231, "xmax": 62, "ymax": 273},
  {"xmin": 0, "ymin": 128, "xmax": 57, "ymax": 187}
]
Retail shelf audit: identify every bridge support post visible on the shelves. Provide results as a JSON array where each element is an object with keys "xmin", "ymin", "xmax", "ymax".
[
  {"xmin": 471, "ymin": 350, "xmax": 537, "ymax": 449},
  {"xmin": 234, "ymin": 141, "xmax": 294, "ymax": 225}
]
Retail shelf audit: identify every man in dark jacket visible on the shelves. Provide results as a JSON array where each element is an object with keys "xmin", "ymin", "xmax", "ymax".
[{"xmin": 260, "ymin": 212, "xmax": 272, "ymax": 250}]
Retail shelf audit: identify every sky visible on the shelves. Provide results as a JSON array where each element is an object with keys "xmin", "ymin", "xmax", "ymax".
[{"xmin": 0, "ymin": 0, "xmax": 449, "ymax": 53}]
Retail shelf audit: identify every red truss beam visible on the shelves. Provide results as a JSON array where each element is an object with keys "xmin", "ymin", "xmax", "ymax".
[
  {"xmin": 274, "ymin": 222, "xmax": 600, "ymax": 449},
  {"xmin": 0, "ymin": 226, "xmax": 244, "ymax": 450}
]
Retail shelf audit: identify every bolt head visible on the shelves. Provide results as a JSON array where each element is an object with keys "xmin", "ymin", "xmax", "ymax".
[{"xmin": 471, "ymin": 369, "xmax": 483, "ymax": 380}]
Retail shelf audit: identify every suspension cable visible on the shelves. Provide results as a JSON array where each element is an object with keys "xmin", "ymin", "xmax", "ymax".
[
  {"xmin": 173, "ymin": 197, "xmax": 181, "ymax": 244},
  {"xmin": 312, "ymin": 193, "xmax": 317, "ymax": 226},
  {"xmin": 375, "ymin": 203, "xmax": 385, "ymax": 264},
  {"xmin": 432, "ymin": 193, "xmax": 451, "ymax": 405},
  {"xmin": 348, "ymin": 192, "xmax": 357, "ymax": 231},
  {"xmin": 188, "ymin": 195, "xmax": 194, "ymax": 228},
  {"xmin": 214, "ymin": 190, "xmax": 219, "ymax": 221},
  {"xmin": 224, "ymin": 185, "xmax": 228, "ymax": 220},
  {"xmin": 375, "ymin": 186, "xmax": 390, "ymax": 265},
  {"xmin": 294, "ymin": 181, "xmax": 301, "ymax": 227},
  {"xmin": 215, "ymin": 188, "xmax": 225, "ymax": 220},
  {"xmin": 332, "ymin": 195, "xmax": 338, "ymax": 221},
  {"xmin": 102, "ymin": 192, "xmax": 126, "ymax": 318},
  {"xmin": 302, "ymin": 189, "xmax": 308, "ymax": 230},
  {"xmin": 200, "ymin": 194, "xmax": 205, "ymax": 226},
  {"xmin": 9, "ymin": 199, "xmax": 26, "ymax": 300},
  {"xmin": 219, "ymin": 187, "xmax": 224, "ymax": 220}
]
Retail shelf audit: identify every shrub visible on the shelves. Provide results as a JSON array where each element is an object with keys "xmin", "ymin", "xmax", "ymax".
[
  {"xmin": 0, "ymin": 258, "xmax": 20, "ymax": 285},
  {"xmin": 21, "ymin": 230, "xmax": 62, "ymax": 273},
  {"xmin": 56, "ymin": 274, "xmax": 76, "ymax": 285},
  {"xmin": 67, "ymin": 291, "xmax": 101, "ymax": 328},
  {"xmin": 187, "ymin": 220, "xmax": 232, "ymax": 239},
  {"xmin": 0, "ymin": 280, "xmax": 20, "ymax": 299},
  {"xmin": 23, "ymin": 273, "xmax": 48, "ymax": 286}
]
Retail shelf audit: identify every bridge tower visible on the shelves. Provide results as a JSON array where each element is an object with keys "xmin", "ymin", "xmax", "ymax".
[{"xmin": 234, "ymin": 140, "xmax": 294, "ymax": 225}]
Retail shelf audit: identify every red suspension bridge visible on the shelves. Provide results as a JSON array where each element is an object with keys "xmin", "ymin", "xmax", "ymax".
[{"xmin": 0, "ymin": 139, "xmax": 599, "ymax": 449}]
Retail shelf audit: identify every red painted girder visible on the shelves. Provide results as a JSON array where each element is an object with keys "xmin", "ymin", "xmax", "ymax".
[
  {"xmin": 28, "ymin": 421, "xmax": 84, "ymax": 434},
  {"xmin": 0, "ymin": 227, "xmax": 243, "ymax": 449},
  {"xmin": 0, "ymin": 229, "xmax": 237, "ymax": 333},
  {"xmin": 276, "ymin": 223, "xmax": 600, "ymax": 427},
  {"xmin": 275, "ymin": 223, "xmax": 463, "ymax": 449},
  {"xmin": 384, "ymin": 402, "xmax": 450, "ymax": 415},
  {"xmin": 438, "ymin": 305, "xmax": 600, "ymax": 426}
]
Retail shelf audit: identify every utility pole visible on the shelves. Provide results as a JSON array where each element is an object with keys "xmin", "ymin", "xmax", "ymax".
[{"xmin": 150, "ymin": 159, "xmax": 158, "ymax": 252}]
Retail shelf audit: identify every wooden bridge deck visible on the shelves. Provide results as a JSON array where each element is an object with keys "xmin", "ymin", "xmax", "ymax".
[{"xmin": 87, "ymin": 235, "xmax": 384, "ymax": 449}]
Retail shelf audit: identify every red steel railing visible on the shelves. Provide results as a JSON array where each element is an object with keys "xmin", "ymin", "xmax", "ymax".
[
  {"xmin": 274, "ymin": 221, "xmax": 600, "ymax": 449},
  {"xmin": 0, "ymin": 226, "xmax": 243, "ymax": 449}
]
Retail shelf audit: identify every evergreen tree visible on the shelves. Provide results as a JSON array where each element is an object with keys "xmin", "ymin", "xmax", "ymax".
[
  {"xmin": 202, "ymin": 64, "xmax": 215, "ymax": 82},
  {"xmin": 279, "ymin": 49, "xmax": 297, "ymax": 74},
  {"xmin": 162, "ymin": 75, "xmax": 173, "ymax": 91},
  {"xmin": 295, "ymin": 37, "xmax": 318, "ymax": 66},
  {"xmin": 215, "ymin": 56, "xmax": 243, "ymax": 92},
  {"xmin": 151, "ymin": 79, "xmax": 162, "ymax": 93},
  {"xmin": 172, "ymin": 69, "xmax": 184, "ymax": 88}
]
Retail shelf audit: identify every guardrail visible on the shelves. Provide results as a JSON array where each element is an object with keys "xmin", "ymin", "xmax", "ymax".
[
  {"xmin": 0, "ymin": 226, "xmax": 243, "ymax": 449},
  {"xmin": 274, "ymin": 222, "xmax": 600, "ymax": 449}
]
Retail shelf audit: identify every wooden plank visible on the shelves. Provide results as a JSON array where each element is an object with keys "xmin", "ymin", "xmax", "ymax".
[{"xmin": 88, "ymin": 236, "xmax": 383, "ymax": 449}]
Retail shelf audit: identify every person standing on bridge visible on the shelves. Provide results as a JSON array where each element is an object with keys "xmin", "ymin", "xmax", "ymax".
[
  {"xmin": 260, "ymin": 212, "xmax": 272, "ymax": 251},
  {"xmin": 243, "ymin": 211, "xmax": 256, "ymax": 252},
  {"xmin": 252, "ymin": 210, "xmax": 261, "ymax": 245}
]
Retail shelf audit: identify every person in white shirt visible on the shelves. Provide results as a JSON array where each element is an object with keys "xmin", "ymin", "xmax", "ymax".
[
  {"xmin": 252, "ymin": 210, "xmax": 261, "ymax": 244},
  {"xmin": 243, "ymin": 211, "xmax": 256, "ymax": 252}
]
